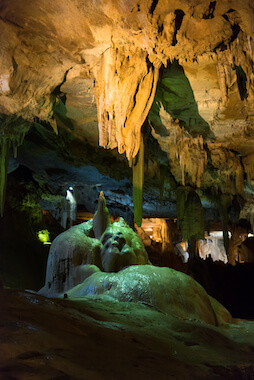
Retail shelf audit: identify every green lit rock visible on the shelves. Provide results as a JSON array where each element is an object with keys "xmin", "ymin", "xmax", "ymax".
[
  {"xmin": 65, "ymin": 264, "xmax": 232, "ymax": 326},
  {"xmin": 132, "ymin": 136, "xmax": 144, "ymax": 227},
  {"xmin": 39, "ymin": 193, "xmax": 150, "ymax": 295},
  {"xmin": 93, "ymin": 191, "xmax": 111, "ymax": 239},
  {"xmin": 176, "ymin": 186, "xmax": 204, "ymax": 242},
  {"xmin": 100, "ymin": 217, "xmax": 149, "ymax": 272},
  {"xmin": 39, "ymin": 220, "xmax": 103, "ymax": 295}
]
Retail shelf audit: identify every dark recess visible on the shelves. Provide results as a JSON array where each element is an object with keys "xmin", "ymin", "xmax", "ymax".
[
  {"xmin": 235, "ymin": 65, "xmax": 248, "ymax": 100},
  {"xmin": 172, "ymin": 10, "xmax": 185, "ymax": 46},
  {"xmin": 149, "ymin": 0, "xmax": 159, "ymax": 15},
  {"xmin": 230, "ymin": 23, "xmax": 240, "ymax": 43},
  {"xmin": 203, "ymin": 1, "xmax": 216, "ymax": 19}
]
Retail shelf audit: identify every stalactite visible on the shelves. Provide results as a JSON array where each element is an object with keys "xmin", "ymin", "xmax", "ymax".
[
  {"xmin": 174, "ymin": 136, "xmax": 207, "ymax": 188},
  {"xmin": 216, "ymin": 62, "xmax": 229, "ymax": 104},
  {"xmin": 132, "ymin": 134, "xmax": 144, "ymax": 227},
  {"xmin": 209, "ymin": 145, "xmax": 244, "ymax": 194},
  {"xmin": 0, "ymin": 140, "xmax": 9, "ymax": 217},
  {"xmin": 93, "ymin": 45, "xmax": 160, "ymax": 160},
  {"xmin": 176, "ymin": 186, "xmax": 204, "ymax": 243}
]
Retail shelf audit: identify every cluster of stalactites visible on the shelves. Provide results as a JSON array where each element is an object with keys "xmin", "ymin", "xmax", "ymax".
[
  {"xmin": 169, "ymin": 134, "xmax": 207, "ymax": 188},
  {"xmin": 208, "ymin": 145, "xmax": 244, "ymax": 195},
  {"xmin": 216, "ymin": 30, "xmax": 254, "ymax": 106},
  {"xmin": 92, "ymin": 45, "xmax": 160, "ymax": 160}
]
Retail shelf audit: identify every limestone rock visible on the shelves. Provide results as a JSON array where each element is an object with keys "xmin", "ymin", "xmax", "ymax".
[
  {"xmin": 92, "ymin": 191, "xmax": 111, "ymax": 240},
  {"xmin": 100, "ymin": 217, "xmax": 149, "ymax": 272},
  {"xmin": 66, "ymin": 264, "xmax": 232, "ymax": 326},
  {"xmin": 39, "ymin": 220, "xmax": 103, "ymax": 295},
  {"xmin": 39, "ymin": 200, "xmax": 150, "ymax": 294}
]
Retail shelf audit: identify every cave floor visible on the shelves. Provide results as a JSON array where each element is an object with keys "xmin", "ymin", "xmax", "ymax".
[{"xmin": 0, "ymin": 289, "xmax": 254, "ymax": 380}]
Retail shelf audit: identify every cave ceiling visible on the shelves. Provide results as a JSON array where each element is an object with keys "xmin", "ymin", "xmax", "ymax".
[{"xmin": 0, "ymin": 0, "xmax": 254, "ymax": 224}]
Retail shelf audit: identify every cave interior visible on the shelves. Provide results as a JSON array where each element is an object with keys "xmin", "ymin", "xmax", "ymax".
[{"xmin": 1, "ymin": 0, "xmax": 254, "ymax": 378}]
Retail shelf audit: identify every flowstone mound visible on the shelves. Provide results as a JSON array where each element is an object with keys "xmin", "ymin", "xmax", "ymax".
[
  {"xmin": 39, "ymin": 220, "xmax": 102, "ymax": 295},
  {"xmin": 39, "ymin": 193, "xmax": 150, "ymax": 295},
  {"xmin": 100, "ymin": 217, "xmax": 149, "ymax": 272},
  {"xmin": 65, "ymin": 265, "xmax": 232, "ymax": 326}
]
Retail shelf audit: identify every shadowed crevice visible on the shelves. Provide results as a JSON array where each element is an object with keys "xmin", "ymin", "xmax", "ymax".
[
  {"xmin": 172, "ymin": 10, "xmax": 185, "ymax": 46},
  {"xmin": 203, "ymin": 1, "xmax": 216, "ymax": 19},
  {"xmin": 235, "ymin": 65, "xmax": 248, "ymax": 101},
  {"xmin": 149, "ymin": 0, "xmax": 159, "ymax": 15}
]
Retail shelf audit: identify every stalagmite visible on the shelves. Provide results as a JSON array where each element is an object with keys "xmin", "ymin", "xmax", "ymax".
[
  {"xmin": 93, "ymin": 191, "xmax": 111, "ymax": 240},
  {"xmin": 66, "ymin": 187, "xmax": 77, "ymax": 228}
]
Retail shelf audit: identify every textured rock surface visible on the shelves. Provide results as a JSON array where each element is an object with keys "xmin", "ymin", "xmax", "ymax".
[
  {"xmin": 39, "ymin": 198, "xmax": 149, "ymax": 295},
  {"xmin": 39, "ymin": 220, "xmax": 102, "ymax": 295},
  {"xmin": 2, "ymin": 288, "xmax": 254, "ymax": 379},
  {"xmin": 65, "ymin": 264, "xmax": 231, "ymax": 326},
  {"xmin": 100, "ymin": 217, "xmax": 149, "ymax": 272}
]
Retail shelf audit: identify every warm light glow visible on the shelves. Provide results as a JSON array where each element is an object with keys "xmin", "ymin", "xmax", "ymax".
[{"xmin": 209, "ymin": 231, "xmax": 232, "ymax": 239}]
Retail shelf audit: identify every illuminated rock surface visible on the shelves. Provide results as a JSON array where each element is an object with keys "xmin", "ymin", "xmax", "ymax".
[
  {"xmin": 1, "ymin": 2, "xmax": 254, "ymax": 376},
  {"xmin": 39, "ymin": 196, "xmax": 149, "ymax": 295},
  {"xmin": 65, "ymin": 264, "xmax": 232, "ymax": 326}
]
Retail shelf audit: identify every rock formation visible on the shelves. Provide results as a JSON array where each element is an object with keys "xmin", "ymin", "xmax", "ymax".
[
  {"xmin": 39, "ymin": 193, "xmax": 150, "ymax": 295},
  {"xmin": 64, "ymin": 264, "xmax": 232, "ymax": 326}
]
